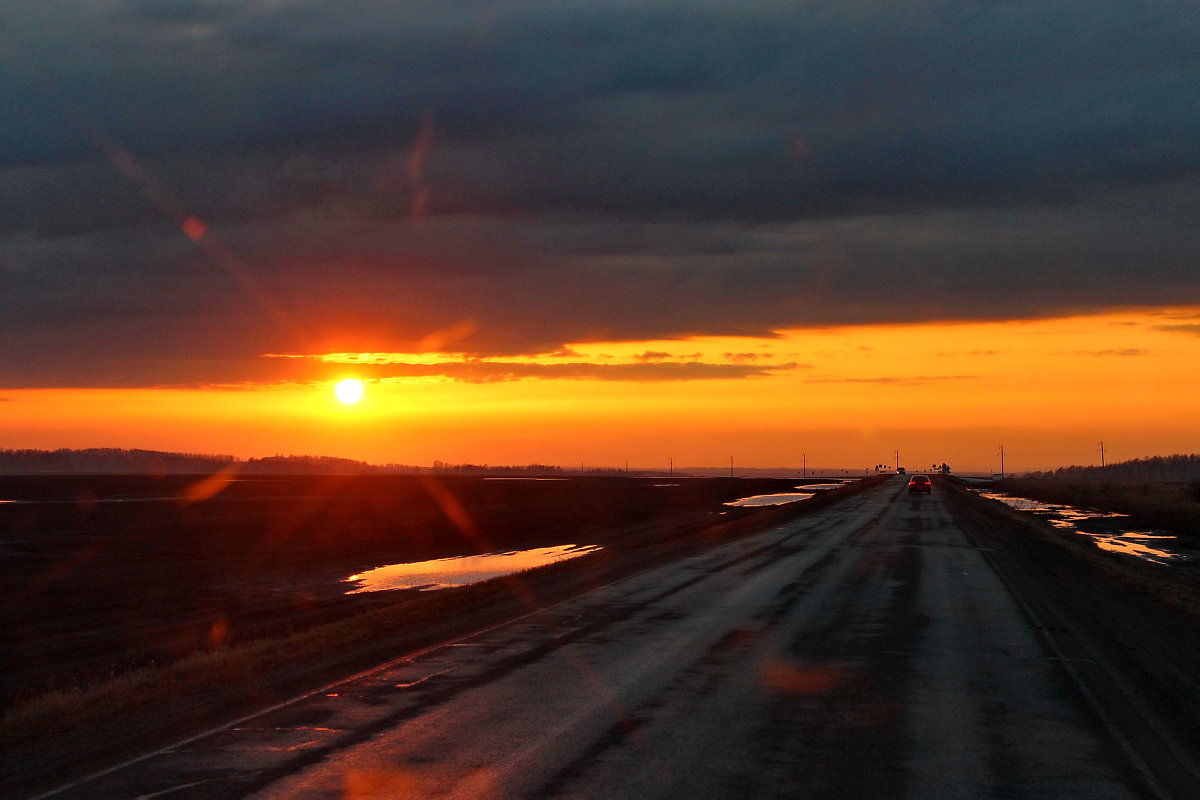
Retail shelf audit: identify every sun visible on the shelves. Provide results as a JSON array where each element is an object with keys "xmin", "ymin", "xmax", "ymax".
[{"xmin": 334, "ymin": 378, "xmax": 365, "ymax": 405}]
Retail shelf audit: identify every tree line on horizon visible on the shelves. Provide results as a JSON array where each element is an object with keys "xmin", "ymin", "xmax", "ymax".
[
  {"xmin": 0, "ymin": 448, "xmax": 417, "ymax": 475},
  {"xmin": 0, "ymin": 448, "xmax": 632, "ymax": 477},
  {"xmin": 1028, "ymin": 453, "xmax": 1200, "ymax": 482}
]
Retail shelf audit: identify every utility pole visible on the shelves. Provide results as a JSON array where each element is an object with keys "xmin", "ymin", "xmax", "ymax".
[
  {"xmin": 998, "ymin": 445, "xmax": 1005, "ymax": 477},
  {"xmin": 625, "ymin": 459, "xmax": 629, "ymax": 475},
  {"xmin": 802, "ymin": 452, "xmax": 807, "ymax": 479},
  {"xmin": 669, "ymin": 457, "xmax": 673, "ymax": 478},
  {"xmin": 729, "ymin": 456, "xmax": 734, "ymax": 478},
  {"xmin": 1099, "ymin": 441, "xmax": 1106, "ymax": 467},
  {"xmin": 894, "ymin": 450, "xmax": 900, "ymax": 472}
]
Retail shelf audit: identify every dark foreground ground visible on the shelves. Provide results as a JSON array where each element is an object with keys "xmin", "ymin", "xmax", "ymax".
[
  {"xmin": 0, "ymin": 473, "xmax": 841, "ymax": 704},
  {"xmin": 14, "ymin": 476, "xmax": 1200, "ymax": 800}
]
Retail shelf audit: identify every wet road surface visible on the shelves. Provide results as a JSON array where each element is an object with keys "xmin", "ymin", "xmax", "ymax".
[{"xmin": 35, "ymin": 478, "xmax": 1191, "ymax": 799}]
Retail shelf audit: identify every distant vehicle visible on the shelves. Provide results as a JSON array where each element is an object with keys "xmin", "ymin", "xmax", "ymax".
[
  {"xmin": 907, "ymin": 475, "xmax": 932, "ymax": 494},
  {"xmin": 897, "ymin": 467, "xmax": 907, "ymax": 475}
]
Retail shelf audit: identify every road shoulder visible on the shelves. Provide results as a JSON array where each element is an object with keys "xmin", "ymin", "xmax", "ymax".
[{"xmin": 940, "ymin": 479, "xmax": 1200, "ymax": 800}]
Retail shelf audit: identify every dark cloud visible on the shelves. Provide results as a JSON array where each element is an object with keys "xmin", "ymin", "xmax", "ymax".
[
  {"xmin": 362, "ymin": 360, "xmax": 803, "ymax": 384},
  {"xmin": 4, "ymin": 356, "xmax": 804, "ymax": 389},
  {"xmin": 2, "ymin": 2, "xmax": 1199, "ymax": 387},
  {"xmin": 7, "ymin": 2, "xmax": 1197, "ymax": 207},
  {"xmin": 0, "ymin": 349, "xmax": 803, "ymax": 389}
]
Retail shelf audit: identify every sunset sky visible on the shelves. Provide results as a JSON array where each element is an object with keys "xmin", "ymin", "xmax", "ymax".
[{"xmin": 3, "ymin": 2, "xmax": 1199, "ymax": 473}]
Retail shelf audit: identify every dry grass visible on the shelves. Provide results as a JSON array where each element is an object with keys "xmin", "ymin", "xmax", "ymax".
[{"xmin": 996, "ymin": 477, "xmax": 1200, "ymax": 537}]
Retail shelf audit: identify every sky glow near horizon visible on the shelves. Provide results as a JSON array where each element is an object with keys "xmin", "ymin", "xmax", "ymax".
[
  {"xmin": 4, "ymin": 308, "xmax": 1198, "ymax": 473},
  {"xmin": 2, "ymin": 2, "xmax": 1198, "ymax": 472}
]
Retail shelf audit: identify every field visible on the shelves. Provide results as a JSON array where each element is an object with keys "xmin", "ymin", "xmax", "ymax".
[
  {"xmin": 0, "ymin": 473, "xmax": 842, "ymax": 706},
  {"xmin": 993, "ymin": 477, "xmax": 1200, "ymax": 537}
]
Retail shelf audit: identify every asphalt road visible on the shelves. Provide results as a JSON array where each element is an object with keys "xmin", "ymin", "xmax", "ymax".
[{"xmin": 35, "ymin": 478, "xmax": 1197, "ymax": 799}]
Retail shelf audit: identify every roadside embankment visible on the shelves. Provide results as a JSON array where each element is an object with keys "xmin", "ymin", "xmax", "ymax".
[
  {"xmin": 938, "ymin": 475, "xmax": 1200, "ymax": 798},
  {"xmin": 939, "ymin": 477, "xmax": 1200, "ymax": 617}
]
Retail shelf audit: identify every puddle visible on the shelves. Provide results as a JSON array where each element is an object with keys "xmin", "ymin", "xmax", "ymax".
[
  {"xmin": 978, "ymin": 492, "xmax": 1185, "ymax": 566},
  {"xmin": 724, "ymin": 493, "xmax": 814, "ymax": 507},
  {"xmin": 344, "ymin": 544, "xmax": 602, "ymax": 593},
  {"xmin": 794, "ymin": 483, "xmax": 847, "ymax": 491}
]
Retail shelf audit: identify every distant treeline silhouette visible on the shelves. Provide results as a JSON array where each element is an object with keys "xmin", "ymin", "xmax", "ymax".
[
  {"xmin": 242, "ymin": 455, "xmax": 419, "ymax": 474},
  {"xmin": 0, "ymin": 448, "xmax": 632, "ymax": 476},
  {"xmin": 0, "ymin": 448, "xmax": 419, "ymax": 475},
  {"xmin": 429, "ymin": 461, "xmax": 634, "ymax": 476},
  {"xmin": 1028, "ymin": 453, "xmax": 1200, "ymax": 482},
  {"xmin": 430, "ymin": 460, "xmax": 564, "ymax": 475}
]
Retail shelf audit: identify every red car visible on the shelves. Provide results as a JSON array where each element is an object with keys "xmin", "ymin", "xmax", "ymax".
[{"xmin": 907, "ymin": 475, "xmax": 932, "ymax": 494}]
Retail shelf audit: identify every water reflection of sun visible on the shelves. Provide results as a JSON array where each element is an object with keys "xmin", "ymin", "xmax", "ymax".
[{"xmin": 334, "ymin": 378, "xmax": 364, "ymax": 405}]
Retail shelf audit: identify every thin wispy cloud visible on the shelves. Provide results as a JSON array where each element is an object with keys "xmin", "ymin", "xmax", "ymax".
[
  {"xmin": 1057, "ymin": 349, "xmax": 1148, "ymax": 357},
  {"xmin": 936, "ymin": 350, "xmax": 1003, "ymax": 357},
  {"xmin": 723, "ymin": 352, "xmax": 775, "ymax": 363},
  {"xmin": 1155, "ymin": 324, "xmax": 1200, "ymax": 336},
  {"xmin": 632, "ymin": 351, "xmax": 676, "ymax": 363},
  {"xmin": 805, "ymin": 375, "xmax": 978, "ymax": 385},
  {"xmin": 337, "ymin": 360, "xmax": 805, "ymax": 384}
]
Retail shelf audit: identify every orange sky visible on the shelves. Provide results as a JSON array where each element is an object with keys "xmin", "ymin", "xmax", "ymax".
[{"xmin": 4, "ymin": 307, "xmax": 1199, "ymax": 474}]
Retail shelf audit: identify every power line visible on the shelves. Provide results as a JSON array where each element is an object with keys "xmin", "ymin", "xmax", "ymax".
[{"xmin": 991, "ymin": 451, "xmax": 1097, "ymax": 458}]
